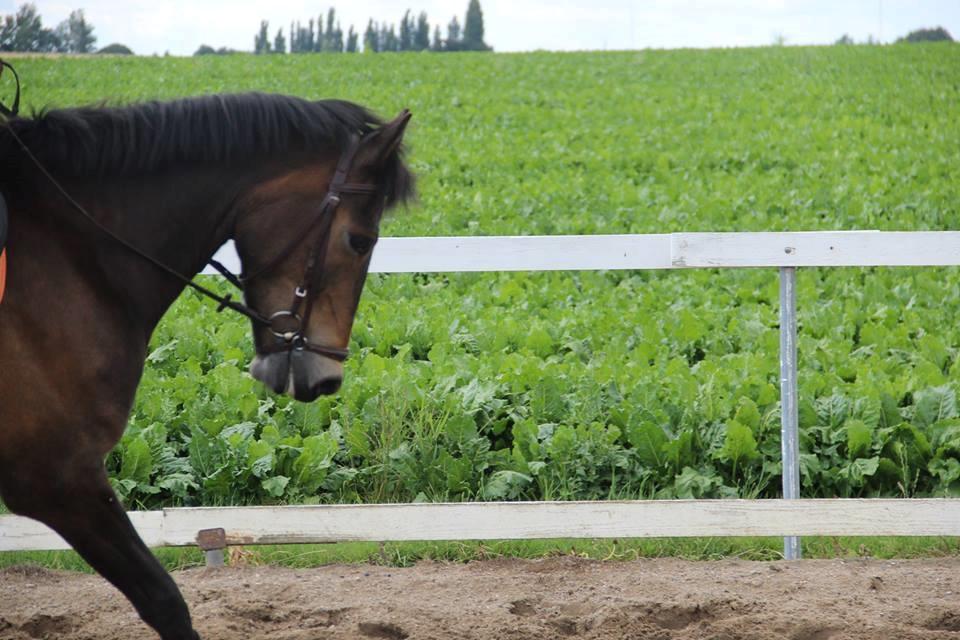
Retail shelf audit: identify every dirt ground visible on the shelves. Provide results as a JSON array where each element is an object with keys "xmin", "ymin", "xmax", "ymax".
[{"xmin": 2, "ymin": 557, "xmax": 960, "ymax": 640}]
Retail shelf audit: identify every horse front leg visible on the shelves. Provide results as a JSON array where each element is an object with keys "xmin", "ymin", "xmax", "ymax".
[{"xmin": 0, "ymin": 459, "xmax": 200, "ymax": 640}]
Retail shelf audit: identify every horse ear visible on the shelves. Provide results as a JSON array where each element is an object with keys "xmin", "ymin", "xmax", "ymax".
[{"xmin": 356, "ymin": 109, "xmax": 412, "ymax": 168}]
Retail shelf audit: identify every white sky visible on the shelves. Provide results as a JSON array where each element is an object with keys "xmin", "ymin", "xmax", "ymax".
[{"xmin": 5, "ymin": 0, "xmax": 959, "ymax": 55}]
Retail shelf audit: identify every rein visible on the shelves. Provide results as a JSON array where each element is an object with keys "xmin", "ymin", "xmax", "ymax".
[{"xmin": 0, "ymin": 59, "xmax": 377, "ymax": 360}]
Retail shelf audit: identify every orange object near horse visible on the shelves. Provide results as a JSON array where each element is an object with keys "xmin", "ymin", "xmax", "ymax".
[{"xmin": 0, "ymin": 250, "xmax": 6, "ymax": 305}]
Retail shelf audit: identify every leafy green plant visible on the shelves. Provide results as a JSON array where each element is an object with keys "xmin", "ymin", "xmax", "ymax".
[{"xmin": 8, "ymin": 45, "xmax": 957, "ymax": 508}]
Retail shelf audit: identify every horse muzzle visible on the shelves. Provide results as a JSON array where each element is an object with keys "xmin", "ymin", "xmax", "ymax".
[{"xmin": 250, "ymin": 350, "xmax": 343, "ymax": 401}]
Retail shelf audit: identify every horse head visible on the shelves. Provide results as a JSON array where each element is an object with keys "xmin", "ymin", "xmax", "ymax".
[{"xmin": 235, "ymin": 111, "xmax": 412, "ymax": 400}]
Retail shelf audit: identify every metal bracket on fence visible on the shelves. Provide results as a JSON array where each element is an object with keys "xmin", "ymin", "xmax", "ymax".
[
  {"xmin": 779, "ymin": 267, "xmax": 801, "ymax": 560},
  {"xmin": 197, "ymin": 528, "xmax": 227, "ymax": 567}
]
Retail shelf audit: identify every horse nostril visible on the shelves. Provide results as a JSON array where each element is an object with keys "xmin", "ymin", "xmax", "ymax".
[{"xmin": 313, "ymin": 377, "xmax": 342, "ymax": 396}]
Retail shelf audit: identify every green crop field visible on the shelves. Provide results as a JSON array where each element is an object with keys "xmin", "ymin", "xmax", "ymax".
[{"xmin": 6, "ymin": 45, "xmax": 960, "ymax": 510}]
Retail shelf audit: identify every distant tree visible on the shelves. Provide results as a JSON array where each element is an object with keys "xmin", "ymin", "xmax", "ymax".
[
  {"xmin": 346, "ymin": 25, "xmax": 358, "ymax": 52},
  {"xmin": 772, "ymin": 32, "xmax": 787, "ymax": 46},
  {"xmin": 462, "ymin": 0, "xmax": 490, "ymax": 50},
  {"xmin": 195, "ymin": 44, "xmax": 239, "ymax": 56},
  {"xmin": 381, "ymin": 23, "xmax": 399, "ymax": 52},
  {"xmin": 1, "ymin": 3, "xmax": 63, "ymax": 52},
  {"xmin": 332, "ymin": 21, "xmax": 344, "ymax": 52},
  {"xmin": 898, "ymin": 26, "xmax": 953, "ymax": 43},
  {"xmin": 292, "ymin": 19, "xmax": 315, "ymax": 53},
  {"xmin": 254, "ymin": 20, "xmax": 270, "ymax": 54},
  {"xmin": 414, "ymin": 12, "xmax": 430, "ymax": 51},
  {"xmin": 0, "ymin": 16, "xmax": 11, "ymax": 50},
  {"xmin": 835, "ymin": 34, "xmax": 854, "ymax": 45},
  {"xmin": 249, "ymin": 5, "xmax": 467, "ymax": 56},
  {"xmin": 305, "ymin": 19, "xmax": 316, "ymax": 52},
  {"xmin": 446, "ymin": 15, "xmax": 462, "ymax": 50},
  {"xmin": 57, "ymin": 9, "xmax": 96, "ymax": 53},
  {"xmin": 97, "ymin": 42, "xmax": 132, "ymax": 54},
  {"xmin": 325, "ymin": 8, "xmax": 337, "ymax": 51},
  {"xmin": 399, "ymin": 10, "xmax": 412, "ymax": 51},
  {"xmin": 363, "ymin": 19, "xmax": 378, "ymax": 52}
]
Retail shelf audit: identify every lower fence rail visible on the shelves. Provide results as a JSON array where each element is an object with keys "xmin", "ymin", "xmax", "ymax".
[{"xmin": 1, "ymin": 499, "xmax": 958, "ymax": 553}]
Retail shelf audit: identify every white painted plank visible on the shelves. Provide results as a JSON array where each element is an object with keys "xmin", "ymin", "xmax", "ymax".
[
  {"xmin": 157, "ymin": 500, "xmax": 960, "ymax": 545},
  {"xmin": 4, "ymin": 500, "xmax": 958, "ymax": 551},
  {"xmin": 206, "ymin": 232, "xmax": 960, "ymax": 276},
  {"xmin": 672, "ymin": 231, "xmax": 960, "ymax": 268},
  {"xmin": 0, "ymin": 511, "xmax": 164, "ymax": 552},
  {"xmin": 206, "ymin": 235, "xmax": 673, "ymax": 275},
  {"xmin": 367, "ymin": 235, "xmax": 673, "ymax": 272}
]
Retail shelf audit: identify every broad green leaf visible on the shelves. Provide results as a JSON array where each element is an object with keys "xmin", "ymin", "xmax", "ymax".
[
  {"xmin": 626, "ymin": 421, "xmax": 668, "ymax": 469},
  {"xmin": 481, "ymin": 470, "xmax": 532, "ymax": 499},
  {"xmin": 845, "ymin": 419, "xmax": 873, "ymax": 459},
  {"xmin": 120, "ymin": 437, "xmax": 153, "ymax": 485},
  {"xmin": 293, "ymin": 433, "xmax": 339, "ymax": 494},
  {"xmin": 720, "ymin": 420, "xmax": 759, "ymax": 468},
  {"xmin": 838, "ymin": 456, "xmax": 880, "ymax": 488},
  {"xmin": 913, "ymin": 385, "xmax": 957, "ymax": 429},
  {"xmin": 734, "ymin": 397, "xmax": 761, "ymax": 432},
  {"xmin": 662, "ymin": 431, "xmax": 694, "ymax": 472},
  {"xmin": 261, "ymin": 476, "xmax": 290, "ymax": 498}
]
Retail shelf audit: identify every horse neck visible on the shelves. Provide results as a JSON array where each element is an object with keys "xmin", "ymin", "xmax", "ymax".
[{"xmin": 24, "ymin": 166, "xmax": 250, "ymax": 332}]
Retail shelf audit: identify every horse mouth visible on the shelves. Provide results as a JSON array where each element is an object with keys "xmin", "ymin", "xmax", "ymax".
[{"xmin": 250, "ymin": 352, "xmax": 343, "ymax": 401}]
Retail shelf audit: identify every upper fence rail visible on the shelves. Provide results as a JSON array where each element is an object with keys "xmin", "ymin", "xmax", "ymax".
[{"xmin": 205, "ymin": 231, "xmax": 960, "ymax": 275}]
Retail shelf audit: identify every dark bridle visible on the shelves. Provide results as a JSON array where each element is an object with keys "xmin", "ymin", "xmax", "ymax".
[
  {"xmin": 211, "ymin": 136, "xmax": 380, "ymax": 362},
  {"xmin": 1, "ymin": 59, "xmax": 379, "ymax": 362}
]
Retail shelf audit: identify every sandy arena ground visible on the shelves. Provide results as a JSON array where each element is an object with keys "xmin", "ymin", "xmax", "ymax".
[{"xmin": 2, "ymin": 557, "xmax": 960, "ymax": 639}]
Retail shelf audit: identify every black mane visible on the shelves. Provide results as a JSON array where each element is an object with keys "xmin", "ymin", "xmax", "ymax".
[{"xmin": 1, "ymin": 93, "xmax": 413, "ymax": 207}]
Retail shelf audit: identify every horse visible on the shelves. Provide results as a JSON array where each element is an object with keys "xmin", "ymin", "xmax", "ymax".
[{"xmin": 0, "ymin": 89, "xmax": 414, "ymax": 639}]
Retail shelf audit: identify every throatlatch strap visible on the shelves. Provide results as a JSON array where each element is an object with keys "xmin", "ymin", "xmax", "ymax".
[{"xmin": 0, "ymin": 250, "xmax": 7, "ymax": 305}]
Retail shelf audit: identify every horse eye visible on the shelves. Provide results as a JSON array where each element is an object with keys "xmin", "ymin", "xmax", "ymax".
[{"xmin": 348, "ymin": 233, "xmax": 376, "ymax": 255}]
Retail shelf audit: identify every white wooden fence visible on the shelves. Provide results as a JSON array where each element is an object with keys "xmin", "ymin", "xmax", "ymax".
[{"xmin": 2, "ymin": 231, "xmax": 960, "ymax": 558}]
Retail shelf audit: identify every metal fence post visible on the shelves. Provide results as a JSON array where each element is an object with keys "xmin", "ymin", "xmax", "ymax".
[{"xmin": 779, "ymin": 266, "xmax": 801, "ymax": 560}]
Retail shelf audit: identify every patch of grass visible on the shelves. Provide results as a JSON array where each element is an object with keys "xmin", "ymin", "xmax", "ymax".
[{"xmin": 3, "ymin": 536, "xmax": 958, "ymax": 574}]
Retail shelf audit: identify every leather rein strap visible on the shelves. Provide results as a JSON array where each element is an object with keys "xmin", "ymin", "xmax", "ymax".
[{"xmin": 0, "ymin": 58, "xmax": 377, "ymax": 359}]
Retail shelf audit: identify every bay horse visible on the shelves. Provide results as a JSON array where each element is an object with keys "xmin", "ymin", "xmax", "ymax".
[{"xmin": 0, "ymin": 89, "xmax": 413, "ymax": 639}]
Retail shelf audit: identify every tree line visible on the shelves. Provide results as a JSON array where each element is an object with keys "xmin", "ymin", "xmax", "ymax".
[
  {"xmin": 0, "ymin": 3, "xmax": 100, "ymax": 53},
  {"xmin": 2, "ymin": 2, "xmax": 952, "ymax": 57},
  {"xmin": 241, "ymin": 0, "xmax": 490, "ymax": 56},
  {"xmin": 835, "ymin": 26, "xmax": 953, "ymax": 46}
]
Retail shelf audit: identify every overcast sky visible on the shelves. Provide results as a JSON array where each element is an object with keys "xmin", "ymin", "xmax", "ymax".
[{"xmin": 6, "ymin": 0, "xmax": 959, "ymax": 56}]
